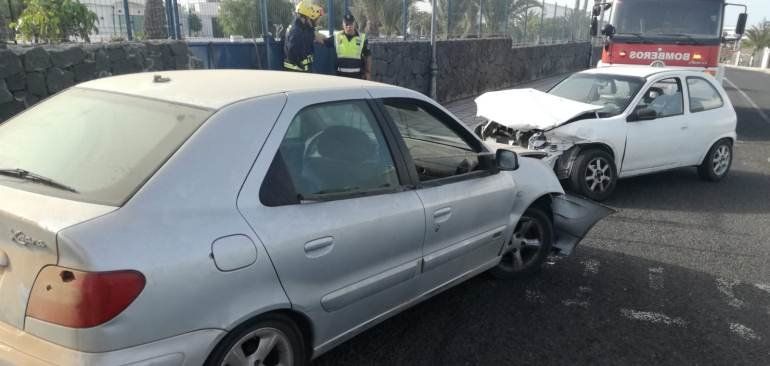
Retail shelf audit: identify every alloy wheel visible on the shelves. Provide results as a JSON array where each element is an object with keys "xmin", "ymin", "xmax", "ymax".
[
  {"xmin": 584, "ymin": 157, "xmax": 613, "ymax": 193},
  {"xmin": 221, "ymin": 327, "xmax": 294, "ymax": 366}
]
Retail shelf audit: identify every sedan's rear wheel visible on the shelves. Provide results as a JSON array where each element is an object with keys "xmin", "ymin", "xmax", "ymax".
[
  {"xmin": 698, "ymin": 139, "xmax": 732, "ymax": 181},
  {"xmin": 206, "ymin": 314, "xmax": 306, "ymax": 366},
  {"xmin": 489, "ymin": 207, "xmax": 553, "ymax": 279}
]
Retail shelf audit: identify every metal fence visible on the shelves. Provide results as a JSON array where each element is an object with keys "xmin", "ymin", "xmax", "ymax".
[{"xmin": 0, "ymin": 0, "xmax": 592, "ymax": 45}]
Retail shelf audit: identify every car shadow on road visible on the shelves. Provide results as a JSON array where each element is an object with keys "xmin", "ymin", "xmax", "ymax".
[
  {"xmin": 605, "ymin": 167, "xmax": 770, "ymax": 214},
  {"xmin": 312, "ymin": 247, "xmax": 770, "ymax": 366}
]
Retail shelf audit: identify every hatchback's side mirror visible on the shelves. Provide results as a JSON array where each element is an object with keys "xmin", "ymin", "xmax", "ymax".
[
  {"xmin": 496, "ymin": 149, "xmax": 519, "ymax": 171},
  {"xmin": 736, "ymin": 13, "xmax": 748, "ymax": 36},
  {"xmin": 627, "ymin": 107, "xmax": 657, "ymax": 122},
  {"xmin": 590, "ymin": 17, "xmax": 598, "ymax": 37},
  {"xmin": 592, "ymin": 4, "xmax": 602, "ymax": 16}
]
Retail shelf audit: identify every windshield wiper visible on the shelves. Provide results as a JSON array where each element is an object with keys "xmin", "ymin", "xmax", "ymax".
[
  {"xmin": 0, "ymin": 168, "xmax": 79, "ymax": 193},
  {"xmin": 657, "ymin": 33, "xmax": 701, "ymax": 45},
  {"xmin": 615, "ymin": 32, "xmax": 652, "ymax": 44}
]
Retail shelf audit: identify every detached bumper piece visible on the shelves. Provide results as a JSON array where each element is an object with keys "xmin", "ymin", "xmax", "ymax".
[{"xmin": 551, "ymin": 194, "xmax": 615, "ymax": 255}]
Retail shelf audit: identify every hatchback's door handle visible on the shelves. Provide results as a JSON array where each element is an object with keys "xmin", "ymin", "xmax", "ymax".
[
  {"xmin": 681, "ymin": 125, "xmax": 688, "ymax": 130},
  {"xmin": 433, "ymin": 207, "xmax": 452, "ymax": 223},
  {"xmin": 304, "ymin": 237, "xmax": 334, "ymax": 258},
  {"xmin": 0, "ymin": 250, "xmax": 7, "ymax": 268}
]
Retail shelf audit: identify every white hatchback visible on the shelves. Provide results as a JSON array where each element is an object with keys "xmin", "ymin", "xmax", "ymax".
[{"xmin": 475, "ymin": 66, "xmax": 738, "ymax": 201}]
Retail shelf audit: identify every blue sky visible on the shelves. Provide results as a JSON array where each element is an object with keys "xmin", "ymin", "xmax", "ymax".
[{"xmin": 725, "ymin": 0, "xmax": 770, "ymax": 28}]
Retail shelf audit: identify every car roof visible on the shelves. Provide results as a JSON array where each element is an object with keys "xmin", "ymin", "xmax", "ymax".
[
  {"xmin": 578, "ymin": 66, "xmax": 701, "ymax": 79},
  {"xmin": 76, "ymin": 70, "xmax": 384, "ymax": 109}
]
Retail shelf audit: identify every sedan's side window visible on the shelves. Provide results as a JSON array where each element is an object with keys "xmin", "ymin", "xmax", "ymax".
[
  {"xmin": 687, "ymin": 77, "xmax": 724, "ymax": 113},
  {"xmin": 382, "ymin": 99, "xmax": 482, "ymax": 182},
  {"xmin": 635, "ymin": 77, "xmax": 684, "ymax": 118},
  {"xmin": 260, "ymin": 100, "xmax": 400, "ymax": 206}
]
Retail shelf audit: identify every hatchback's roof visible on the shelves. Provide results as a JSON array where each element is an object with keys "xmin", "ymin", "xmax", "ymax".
[
  {"xmin": 579, "ymin": 66, "xmax": 693, "ymax": 78},
  {"xmin": 77, "ymin": 70, "xmax": 382, "ymax": 109}
]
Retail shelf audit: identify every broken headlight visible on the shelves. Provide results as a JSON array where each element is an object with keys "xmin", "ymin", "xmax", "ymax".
[{"xmin": 528, "ymin": 132, "xmax": 549, "ymax": 149}]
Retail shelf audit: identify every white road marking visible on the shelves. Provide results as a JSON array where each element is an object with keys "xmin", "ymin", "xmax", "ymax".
[
  {"xmin": 582, "ymin": 258, "xmax": 600, "ymax": 276},
  {"xmin": 716, "ymin": 278, "xmax": 745, "ymax": 308},
  {"xmin": 648, "ymin": 267, "xmax": 664, "ymax": 290},
  {"xmin": 724, "ymin": 78, "xmax": 770, "ymax": 125},
  {"xmin": 620, "ymin": 309, "xmax": 687, "ymax": 327},
  {"xmin": 754, "ymin": 283, "xmax": 770, "ymax": 294},
  {"xmin": 562, "ymin": 299, "xmax": 590, "ymax": 308},
  {"xmin": 729, "ymin": 323, "xmax": 761, "ymax": 341}
]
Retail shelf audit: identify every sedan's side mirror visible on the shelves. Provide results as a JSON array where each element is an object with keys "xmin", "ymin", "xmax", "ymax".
[
  {"xmin": 496, "ymin": 149, "xmax": 519, "ymax": 171},
  {"xmin": 627, "ymin": 107, "xmax": 657, "ymax": 122}
]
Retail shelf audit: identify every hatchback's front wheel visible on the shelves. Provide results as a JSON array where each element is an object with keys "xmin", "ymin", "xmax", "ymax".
[
  {"xmin": 489, "ymin": 207, "xmax": 553, "ymax": 279},
  {"xmin": 206, "ymin": 313, "xmax": 307, "ymax": 366},
  {"xmin": 569, "ymin": 149, "xmax": 617, "ymax": 201}
]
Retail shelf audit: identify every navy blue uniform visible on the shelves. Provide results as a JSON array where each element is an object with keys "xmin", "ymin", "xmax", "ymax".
[{"xmin": 283, "ymin": 17, "xmax": 316, "ymax": 72}]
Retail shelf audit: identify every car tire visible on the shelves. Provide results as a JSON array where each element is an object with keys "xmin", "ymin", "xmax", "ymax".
[
  {"xmin": 569, "ymin": 149, "xmax": 617, "ymax": 202},
  {"xmin": 489, "ymin": 206, "xmax": 554, "ymax": 279},
  {"xmin": 205, "ymin": 313, "xmax": 307, "ymax": 366},
  {"xmin": 698, "ymin": 139, "xmax": 732, "ymax": 182}
]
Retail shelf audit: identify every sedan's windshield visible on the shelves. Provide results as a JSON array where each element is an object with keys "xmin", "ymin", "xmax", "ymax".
[
  {"xmin": 0, "ymin": 88, "xmax": 213, "ymax": 206},
  {"xmin": 612, "ymin": 0, "xmax": 723, "ymax": 37},
  {"xmin": 548, "ymin": 74, "xmax": 645, "ymax": 117}
]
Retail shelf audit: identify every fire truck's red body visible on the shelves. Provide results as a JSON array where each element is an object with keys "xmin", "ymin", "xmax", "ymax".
[{"xmin": 597, "ymin": 0, "xmax": 728, "ymax": 79}]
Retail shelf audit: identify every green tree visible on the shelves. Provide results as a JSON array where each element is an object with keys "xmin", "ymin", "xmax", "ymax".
[
  {"xmin": 217, "ymin": 0, "xmax": 292, "ymax": 39},
  {"xmin": 11, "ymin": 0, "xmax": 97, "ymax": 43},
  {"xmin": 143, "ymin": 0, "xmax": 168, "ymax": 39},
  {"xmin": 408, "ymin": 6, "xmax": 431, "ymax": 38},
  {"xmin": 742, "ymin": 20, "xmax": 770, "ymax": 55},
  {"xmin": 188, "ymin": 11, "xmax": 202, "ymax": 36}
]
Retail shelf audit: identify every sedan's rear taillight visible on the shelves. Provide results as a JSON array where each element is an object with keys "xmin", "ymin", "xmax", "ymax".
[{"xmin": 26, "ymin": 266, "xmax": 145, "ymax": 328}]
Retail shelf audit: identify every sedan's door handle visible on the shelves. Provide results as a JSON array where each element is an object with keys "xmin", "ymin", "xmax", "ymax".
[
  {"xmin": 304, "ymin": 237, "xmax": 334, "ymax": 258},
  {"xmin": 681, "ymin": 125, "xmax": 688, "ymax": 130},
  {"xmin": 433, "ymin": 207, "xmax": 452, "ymax": 224}
]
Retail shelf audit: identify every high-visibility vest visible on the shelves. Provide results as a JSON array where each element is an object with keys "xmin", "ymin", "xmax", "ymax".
[{"xmin": 334, "ymin": 31, "xmax": 366, "ymax": 74}]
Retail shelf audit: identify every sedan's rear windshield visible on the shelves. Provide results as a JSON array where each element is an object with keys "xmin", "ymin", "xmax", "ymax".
[{"xmin": 0, "ymin": 88, "xmax": 213, "ymax": 206}]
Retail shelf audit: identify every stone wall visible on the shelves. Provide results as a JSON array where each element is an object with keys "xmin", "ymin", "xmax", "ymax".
[
  {"xmin": 369, "ymin": 39, "xmax": 592, "ymax": 103},
  {"xmin": 370, "ymin": 41, "xmax": 432, "ymax": 96},
  {"xmin": 0, "ymin": 41, "xmax": 198, "ymax": 121}
]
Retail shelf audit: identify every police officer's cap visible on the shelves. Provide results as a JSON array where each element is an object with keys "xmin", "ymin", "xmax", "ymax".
[{"xmin": 343, "ymin": 12, "xmax": 355, "ymax": 24}]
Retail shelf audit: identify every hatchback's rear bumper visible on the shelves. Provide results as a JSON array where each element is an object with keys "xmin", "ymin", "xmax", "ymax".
[{"xmin": 0, "ymin": 321, "xmax": 223, "ymax": 366}]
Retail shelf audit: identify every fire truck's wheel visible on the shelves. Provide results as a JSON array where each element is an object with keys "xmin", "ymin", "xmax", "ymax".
[{"xmin": 569, "ymin": 149, "xmax": 617, "ymax": 202}]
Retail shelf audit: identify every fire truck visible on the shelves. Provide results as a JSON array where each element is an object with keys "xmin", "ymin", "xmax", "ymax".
[{"xmin": 589, "ymin": 0, "xmax": 748, "ymax": 82}]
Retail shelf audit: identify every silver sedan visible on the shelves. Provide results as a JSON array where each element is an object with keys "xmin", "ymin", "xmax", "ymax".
[{"xmin": 0, "ymin": 70, "xmax": 610, "ymax": 366}]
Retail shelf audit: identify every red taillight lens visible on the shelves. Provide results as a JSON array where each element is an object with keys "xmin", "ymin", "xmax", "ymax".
[{"xmin": 27, "ymin": 266, "xmax": 145, "ymax": 328}]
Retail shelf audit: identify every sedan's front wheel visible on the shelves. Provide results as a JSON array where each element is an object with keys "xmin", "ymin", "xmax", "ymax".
[
  {"xmin": 489, "ymin": 206, "xmax": 553, "ymax": 279},
  {"xmin": 206, "ymin": 313, "xmax": 307, "ymax": 366}
]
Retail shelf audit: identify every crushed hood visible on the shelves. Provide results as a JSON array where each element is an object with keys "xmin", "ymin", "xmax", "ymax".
[{"xmin": 475, "ymin": 88, "xmax": 603, "ymax": 131}]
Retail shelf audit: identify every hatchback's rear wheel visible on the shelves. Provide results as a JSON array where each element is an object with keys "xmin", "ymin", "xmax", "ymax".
[
  {"xmin": 206, "ymin": 314, "xmax": 306, "ymax": 366},
  {"xmin": 489, "ymin": 207, "xmax": 553, "ymax": 279},
  {"xmin": 698, "ymin": 139, "xmax": 732, "ymax": 181}
]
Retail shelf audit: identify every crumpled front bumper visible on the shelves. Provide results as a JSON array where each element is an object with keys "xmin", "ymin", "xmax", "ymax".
[{"xmin": 551, "ymin": 194, "xmax": 615, "ymax": 255}]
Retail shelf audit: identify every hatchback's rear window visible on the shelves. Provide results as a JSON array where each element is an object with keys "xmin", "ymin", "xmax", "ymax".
[{"xmin": 0, "ymin": 88, "xmax": 213, "ymax": 206}]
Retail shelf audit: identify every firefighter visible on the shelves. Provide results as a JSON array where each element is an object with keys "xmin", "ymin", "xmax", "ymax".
[
  {"xmin": 283, "ymin": 0, "xmax": 325, "ymax": 73},
  {"xmin": 329, "ymin": 12, "xmax": 371, "ymax": 79}
]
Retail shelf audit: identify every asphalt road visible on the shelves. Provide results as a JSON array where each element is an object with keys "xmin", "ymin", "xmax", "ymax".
[{"xmin": 314, "ymin": 67, "xmax": 770, "ymax": 365}]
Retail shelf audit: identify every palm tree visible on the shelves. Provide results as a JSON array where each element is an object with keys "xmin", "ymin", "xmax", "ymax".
[
  {"xmin": 742, "ymin": 21, "xmax": 770, "ymax": 56},
  {"xmin": 144, "ymin": 0, "xmax": 168, "ymax": 39}
]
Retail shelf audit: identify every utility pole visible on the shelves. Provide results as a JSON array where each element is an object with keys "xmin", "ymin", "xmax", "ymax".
[{"xmin": 123, "ymin": 0, "xmax": 132, "ymax": 40}]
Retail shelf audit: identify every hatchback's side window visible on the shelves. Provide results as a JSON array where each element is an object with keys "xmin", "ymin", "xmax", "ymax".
[
  {"xmin": 260, "ymin": 101, "xmax": 400, "ymax": 206},
  {"xmin": 635, "ymin": 77, "xmax": 684, "ymax": 118},
  {"xmin": 382, "ymin": 99, "xmax": 482, "ymax": 182},
  {"xmin": 687, "ymin": 77, "xmax": 724, "ymax": 112}
]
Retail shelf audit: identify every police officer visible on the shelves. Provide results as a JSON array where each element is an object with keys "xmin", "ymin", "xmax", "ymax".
[
  {"xmin": 283, "ymin": 1, "xmax": 325, "ymax": 72},
  {"xmin": 329, "ymin": 12, "xmax": 371, "ymax": 79}
]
